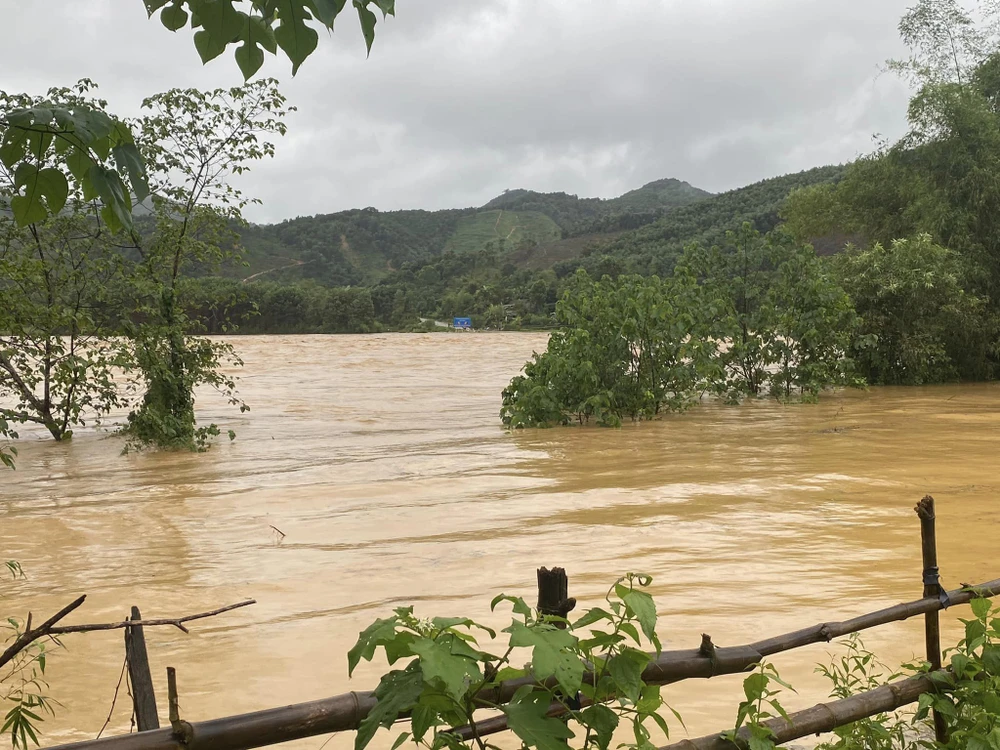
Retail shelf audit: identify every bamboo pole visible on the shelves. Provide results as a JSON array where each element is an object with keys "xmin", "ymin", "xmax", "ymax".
[
  {"xmin": 660, "ymin": 669, "xmax": 943, "ymax": 749},
  {"xmin": 40, "ymin": 577, "xmax": 1000, "ymax": 750},
  {"xmin": 916, "ymin": 495, "xmax": 948, "ymax": 744}
]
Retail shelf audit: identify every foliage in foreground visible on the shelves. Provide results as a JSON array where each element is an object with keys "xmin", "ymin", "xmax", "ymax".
[
  {"xmin": 350, "ymin": 574, "xmax": 677, "ymax": 750},
  {"xmin": 2, "ymin": 564, "xmax": 59, "ymax": 750},
  {"xmin": 349, "ymin": 579, "xmax": 1000, "ymax": 750},
  {"xmin": 501, "ymin": 225, "xmax": 858, "ymax": 428}
]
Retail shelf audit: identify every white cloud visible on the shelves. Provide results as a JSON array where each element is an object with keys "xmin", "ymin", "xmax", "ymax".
[{"xmin": 2, "ymin": 0, "xmax": 916, "ymax": 222}]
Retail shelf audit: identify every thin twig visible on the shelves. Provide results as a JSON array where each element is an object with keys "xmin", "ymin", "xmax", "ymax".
[{"xmin": 97, "ymin": 652, "xmax": 129, "ymax": 739}]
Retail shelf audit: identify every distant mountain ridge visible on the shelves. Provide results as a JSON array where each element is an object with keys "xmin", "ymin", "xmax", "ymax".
[
  {"xmin": 233, "ymin": 177, "xmax": 715, "ymax": 285},
  {"xmin": 231, "ymin": 168, "xmax": 846, "ymax": 287}
]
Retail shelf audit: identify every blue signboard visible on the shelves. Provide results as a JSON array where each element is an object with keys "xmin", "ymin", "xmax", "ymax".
[{"xmin": 453, "ymin": 317, "xmax": 472, "ymax": 329}]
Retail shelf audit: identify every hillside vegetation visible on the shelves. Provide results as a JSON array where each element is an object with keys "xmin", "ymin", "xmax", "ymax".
[
  {"xmin": 232, "ymin": 177, "xmax": 714, "ymax": 286},
  {"xmin": 179, "ymin": 165, "xmax": 851, "ymax": 334}
]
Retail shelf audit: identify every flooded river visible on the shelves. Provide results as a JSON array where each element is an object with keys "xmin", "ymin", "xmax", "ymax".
[{"xmin": 3, "ymin": 333, "xmax": 999, "ymax": 747}]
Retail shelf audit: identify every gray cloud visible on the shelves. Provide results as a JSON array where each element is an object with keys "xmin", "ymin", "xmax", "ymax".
[{"xmin": 3, "ymin": 0, "xmax": 916, "ymax": 223}]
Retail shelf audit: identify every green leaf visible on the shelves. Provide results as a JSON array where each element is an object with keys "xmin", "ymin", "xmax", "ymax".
[
  {"xmin": 504, "ymin": 690, "xmax": 575, "ymax": 750},
  {"xmin": 982, "ymin": 645, "xmax": 1000, "ymax": 675},
  {"xmin": 244, "ymin": 12, "xmax": 278, "ymax": 53},
  {"xmin": 743, "ymin": 671, "xmax": 768, "ymax": 702},
  {"xmin": 0, "ymin": 128, "xmax": 29, "ymax": 168},
  {"xmin": 274, "ymin": 0, "xmax": 319, "ymax": 75},
  {"xmin": 5, "ymin": 110, "xmax": 33, "ymax": 128},
  {"xmin": 161, "ymin": 2, "xmax": 190, "ymax": 30},
  {"xmin": 608, "ymin": 651, "xmax": 645, "ymax": 703},
  {"xmin": 410, "ymin": 636, "xmax": 482, "ymax": 701},
  {"xmin": 390, "ymin": 732, "xmax": 409, "ymax": 750},
  {"xmin": 410, "ymin": 703, "xmax": 436, "ymax": 742},
  {"xmin": 308, "ymin": 0, "xmax": 349, "ymax": 26},
  {"xmin": 35, "ymin": 168, "xmax": 69, "ymax": 215},
  {"xmin": 571, "ymin": 608, "xmax": 614, "ymax": 629},
  {"xmin": 348, "ymin": 615, "xmax": 400, "ymax": 676},
  {"xmin": 87, "ymin": 164, "xmax": 131, "ymax": 230},
  {"xmin": 371, "ymin": 0, "xmax": 394, "ymax": 16},
  {"xmin": 623, "ymin": 589, "xmax": 658, "ymax": 643},
  {"xmin": 491, "ymin": 594, "xmax": 533, "ymax": 619},
  {"xmin": 579, "ymin": 704, "xmax": 618, "ymax": 750},
  {"xmin": 195, "ymin": 29, "xmax": 229, "ymax": 62},
  {"xmin": 355, "ymin": 0, "xmax": 377, "ymax": 54},
  {"xmin": 506, "ymin": 621, "xmax": 584, "ymax": 696},
  {"xmin": 112, "ymin": 144, "xmax": 150, "ymax": 203},
  {"xmin": 199, "ymin": 0, "xmax": 245, "ymax": 42},
  {"xmin": 65, "ymin": 146, "xmax": 95, "ymax": 183},
  {"xmin": 971, "ymin": 597, "xmax": 992, "ymax": 620},
  {"xmin": 29, "ymin": 107, "xmax": 54, "ymax": 126},
  {"xmin": 10, "ymin": 194, "xmax": 46, "ymax": 226},
  {"xmin": 9, "ymin": 164, "xmax": 66, "ymax": 225},
  {"xmin": 355, "ymin": 665, "xmax": 424, "ymax": 750}
]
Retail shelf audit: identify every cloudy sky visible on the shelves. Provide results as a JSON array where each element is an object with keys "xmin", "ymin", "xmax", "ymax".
[{"xmin": 3, "ymin": 0, "xmax": 916, "ymax": 223}]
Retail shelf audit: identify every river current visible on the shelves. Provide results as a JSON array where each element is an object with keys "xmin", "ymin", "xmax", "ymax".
[{"xmin": 3, "ymin": 333, "xmax": 999, "ymax": 747}]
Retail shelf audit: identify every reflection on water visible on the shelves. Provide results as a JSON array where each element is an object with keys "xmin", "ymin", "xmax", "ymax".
[{"xmin": 3, "ymin": 333, "xmax": 999, "ymax": 747}]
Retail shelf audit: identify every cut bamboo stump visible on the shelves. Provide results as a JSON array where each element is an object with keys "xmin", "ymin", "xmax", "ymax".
[
  {"xmin": 536, "ymin": 567, "xmax": 577, "ymax": 624},
  {"xmin": 125, "ymin": 607, "xmax": 159, "ymax": 731}
]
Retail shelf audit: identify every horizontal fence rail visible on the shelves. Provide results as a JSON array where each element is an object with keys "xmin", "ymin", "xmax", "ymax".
[
  {"xmin": 661, "ymin": 668, "xmax": 946, "ymax": 749},
  {"xmin": 41, "ymin": 576, "xmax": 1000, "ymax": 750}
]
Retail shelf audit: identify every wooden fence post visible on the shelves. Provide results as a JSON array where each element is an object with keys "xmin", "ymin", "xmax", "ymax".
[
  {"xmin": 124, "ymin": 606, "xmax": 160, "ymax": 731},
  {"xmin": 916, "ymin": 495, "xmax": 948, "ymax": 744},
  {"xmin": 536, "ymin": 567, "xmax": 576, "ymax": 627}
]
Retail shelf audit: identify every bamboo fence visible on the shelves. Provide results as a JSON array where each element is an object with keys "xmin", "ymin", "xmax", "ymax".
[{"xmin": 37, "ymin": 495, "xmax": 998, "ymax": 750}]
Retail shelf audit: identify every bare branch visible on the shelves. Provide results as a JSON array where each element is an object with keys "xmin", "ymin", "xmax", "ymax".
[{"xmin": 48, "ymin": 599, "xmax": 257, "ymax": 636}]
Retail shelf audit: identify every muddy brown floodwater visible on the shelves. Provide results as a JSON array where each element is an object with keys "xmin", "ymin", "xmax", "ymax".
[{"xmin": 3, "ymin": 333, "xmax": 1000, "ymax": 748}]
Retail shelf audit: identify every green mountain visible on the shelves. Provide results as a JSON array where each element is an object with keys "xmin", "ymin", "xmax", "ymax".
[
  {"xmin": 563, "ymin": 165, "xmax": 848, "ymax": 278},
  {"xmin": 181, "ymin": 165, "xmax": 853, "ymax": 334},
  {"xmin": 232, "ymin": 177, "xmax": 713, "ymax": 286}
]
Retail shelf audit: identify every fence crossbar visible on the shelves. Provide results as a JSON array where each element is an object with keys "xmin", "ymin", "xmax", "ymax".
[{"xmin": 39, "ymin": 578, "xmax": 1000, "ymax": 750}]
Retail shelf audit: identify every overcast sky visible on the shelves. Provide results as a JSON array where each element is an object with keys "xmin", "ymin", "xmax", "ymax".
[{"xmin": 3, "ymin": 0, "xmax": 916, "ymax": 223}]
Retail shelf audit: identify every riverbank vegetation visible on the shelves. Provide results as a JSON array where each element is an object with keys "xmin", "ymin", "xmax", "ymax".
[
  {"xmin": 0, "ymin": 79, "xmax": 289, "ymax": 458},
  {"xmin": 503, "ymin": 0, "xmax": 1000, "ymax": 426}
]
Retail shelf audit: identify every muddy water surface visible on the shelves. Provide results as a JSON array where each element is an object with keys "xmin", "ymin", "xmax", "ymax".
[{"xmin": 3, "ymin": 333, "xmax": 999, "ymax": 747}]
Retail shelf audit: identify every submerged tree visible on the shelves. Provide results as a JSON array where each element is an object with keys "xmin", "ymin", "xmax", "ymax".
[
  {"xmin": 832, "ymin": 235, "xmax": 991, "ymax": 384},
  {"xmin": 501, "ymin": 270, "xmax": 714, "ymax": 427},
  {"xmin": 0, "ymin": 83, "xmax": 141, "ymax": 467},
  {"xmin": 0, "ymin": 215, "xmax": 130, "ymax": 445},
  {"xmin": 121, "ymin": 79, "xmax": 292, "ymax": 451},
  {"xmin": 677, "ymin": 224, "xmax": 858, "ymax": 402}
]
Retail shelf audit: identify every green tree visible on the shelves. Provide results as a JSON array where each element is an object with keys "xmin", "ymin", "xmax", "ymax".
[
  {"xmin": 832, "ymin": 235, "xmax": 993, "ymax": 384},
  {"xmin": 0, "ymin": 84, "xmax": 144, "ymax": 467},
  {"xmin": 677, "ymin": 224, "xmax": 858, "ymax": 402},
  {"xmin": 501, "ymin": 271, "xmax": 711, "ymax": 428},
  {"xmin": 122, "ymin": 79, "xmax": 291, "ymax": 450},
  {"xmin": 142, "ymin": 0, "xmax": 396, "ymax": 78},
  {"xmin": 0, "ymin": 215, "xmax": 130, "ymax": 449}
]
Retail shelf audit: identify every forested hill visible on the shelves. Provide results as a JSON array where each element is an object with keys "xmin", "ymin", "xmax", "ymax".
[
  {"xmin": 565, "ymin": 164, "xmax": 847, "ymax": 278},
  {"xmin": 182, "ymin": 164, "xmax": 853, "ymax": 335},
  {"xmin": 232, "ymin": 177, "xmax": 713, "ymax": 286}
]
